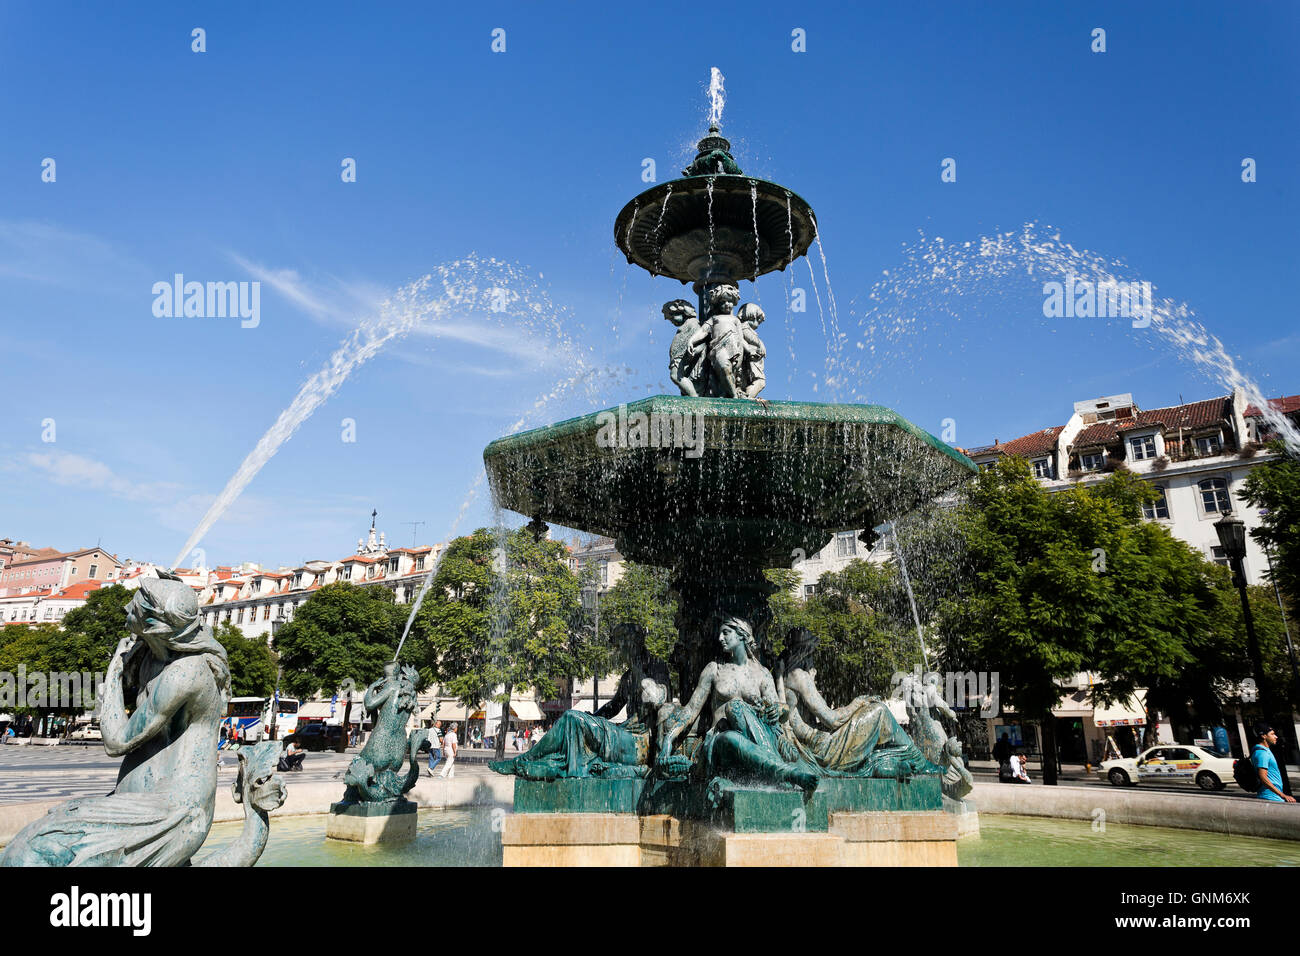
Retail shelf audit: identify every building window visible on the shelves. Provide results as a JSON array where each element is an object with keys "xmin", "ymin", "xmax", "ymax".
[
  {"xmin": 1195, "ymin": 435, "xmax": 1221, "ymax": 456},
  {"xmin": 1142, "ymin": 486, "xmax": 1170, "ymax": 520},
  {"xmin": 1210, "ymin": 546, "xmax": 1230, "ymax": 568},
  {"xmin": 835, "ymin": 531, "xmax": 858, "ymax": 558},
  {"xmin": 803, "ymin": 585, "xmax": 816, "ymax": 597},
  {"xmin": 389, "ymin": 559, "xmax": 400, "ymax": 574},
  {"xmin": 293, "ymin": 574, "xmax": 302, "ymax": 589},
  {"xmin": 1032, "ymin": 458, "xmax": 1053, "ymax": 479},
  {"xmin": 367, "ymin": 565, "xmax": 376, "ymax": 580},
  {"xmin": 600, "ymin": 559, "xmax": 609, "ymax": 585},
  {"xmin": 1080, "ymin": 452, "xmax": 1104, "ymax": 472},
  {"xmin": 236, "ymin": 609, "xmax": 244, "ymax": 624},
  {"xmin": 415, "ymin": 556, "xmax": 426, "ymax": 571},
  {"xmin": 1198, "ymin": 477, "xmax": 1232, "ymax": 515},
  {"xmin": 978, "ymin": 461, "xmax": 996, "ymax": 472},
  {"xmin": 263, "ymin": 605, "xmax": 271, "ymax": 621},
  {"xmin": 88, "ymin": 564, "xmax": 98, "ymax": 579},
  {"xmin": 1129, "ymin": 435, "xmax": 1156, "ymax": 461}
]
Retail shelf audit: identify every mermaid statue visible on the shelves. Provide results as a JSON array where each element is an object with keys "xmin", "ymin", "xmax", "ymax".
[
  {"xmin": 1, "ymin": 573, "xmax": 285, "ymax": 867},
  {"xmin": 340, "ymin": 661, "xmax": 427, "ymax": 803},
  {"xmin": 777, "ymin": 628, "xmax": 945, "ymax": 780}
]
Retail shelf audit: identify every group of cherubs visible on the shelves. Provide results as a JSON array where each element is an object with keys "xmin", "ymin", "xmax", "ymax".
[{"xmin": 664, "ymin": 283, "xmax": 766, "ymax": 400}]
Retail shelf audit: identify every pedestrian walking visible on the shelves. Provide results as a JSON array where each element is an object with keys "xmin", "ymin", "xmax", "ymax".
[
  {"xmin": 1252, "ymin": 723, "xmax": 1296, "ymax": 803},
  {"xmin": 438, "ymin": 723, "xmax": 459, "ymax": 778},
  {"xmin": 426, "ymin": 720, "xmax": 443, "ymax": 777}
]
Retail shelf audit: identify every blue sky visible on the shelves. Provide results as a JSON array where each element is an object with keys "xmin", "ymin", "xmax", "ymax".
[{"xmin": 1, "ymin": 1, "xmax": 1296, "ymax": 569}]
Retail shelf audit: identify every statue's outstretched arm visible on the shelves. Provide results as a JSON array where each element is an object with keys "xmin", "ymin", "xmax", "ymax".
[
  {"xmin": 101, "ymin": 654, "xmax": 196, "ymax": 757},
  {"xmin": 363, "ymin": 679, "xmax": 392, "ymax": 714},
  {"xmin": 787, "ymin": 669, "xmax": 858, "ymax": 730},
  {"xmin": 660, "ymin": 664, "xmax": 714, "ymax": 757}
]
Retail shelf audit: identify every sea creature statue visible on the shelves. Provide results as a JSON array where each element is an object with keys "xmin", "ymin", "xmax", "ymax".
[
  {"xmin": 1, "ymin": 574, "xmax": 284, "ymax": 867},
  {"xmin": 777, "ymin": 628, "xmax": 941, "ymax": 779},
  {"xmin": 491, "ymin": 626, "xmax": 669, "ymax": 780},
  {"xmin": 895, "ymin": 669, "xmax": 972, "ymax": 800},
  {"xmin": 657, "ymin": 617, "xmax": 819, "ymax": 793},
  {"xmin": 340, "ymin": 662, "xmax": 428, "ymax": 803},
  {"xmin": 664, "ymin": 299, "xmax": 707, "ymax": 397},
  {"xmin": 194, "ymin": 740, "xmax": 288, "ymax": 867}
]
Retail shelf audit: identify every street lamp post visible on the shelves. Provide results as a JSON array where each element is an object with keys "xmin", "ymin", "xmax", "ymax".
[
  {"xmin": 269, "ymin": 612, "xmax": 286, "ymax": 741},
  {"xmin": 1215, "ymin": 512, "xmax": 1293, "ymax": 790}
]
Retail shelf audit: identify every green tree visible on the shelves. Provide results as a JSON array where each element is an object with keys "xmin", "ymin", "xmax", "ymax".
[
  {"xmin": 801, "ymin": 559, "xmax": 915, "ymax": 706},
  {"xmin": 58, "ymin": 584, "xmax": 133, "ymax": 672},
  {"xmin": 597, "ymin": 561, "xmax": 679, "ymax": 665},
  {"xmin": 271, "ymin": 582, "xmax": 406, "ymax": 699},
  {"xmin": 410, "ymin": 528, "xmax": 599, "ymax": 759},
  {"xmin": 938, "ymin": 458, "xmax": 1243, "ymax": 783},
  {"xmin": 1244, "ymin": 447, "xmax": 1300, "ymax": 608},
  {"xmin": 214, "ymin": 623, "xmax": 278, "ymax": 697}
]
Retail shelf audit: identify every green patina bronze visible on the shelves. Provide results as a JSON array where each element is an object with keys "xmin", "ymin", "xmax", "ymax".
[
  {"xmin": 334, "ymin": 662, "xmax": 427, "ymax": 811},
  {"xmin": 1, "ymin": 575, "xmax": 286, "ymax": 867},
  {"xmin": 487, "ymin": 115, "xmax": 977, "ymax": 837}
]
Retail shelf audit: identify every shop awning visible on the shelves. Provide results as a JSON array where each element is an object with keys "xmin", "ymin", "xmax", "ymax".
[
  {"xmin": 421, "ymin": 700, "xmax": 472, "ymax": 721},
  {"xmin": 1094, "ymin": 692, "xmax": 1147, "ymax": 727},
  {"xmin": 298, "ymin": 701, "xmax": 338, "ymax": 719},
  {"xmin": 1051, "ymin": 690, "xmax": 1093, "ymax": 719},
  {"xmin": 510, "ymin": 701, "xmax": 544, "ymax": 722}
]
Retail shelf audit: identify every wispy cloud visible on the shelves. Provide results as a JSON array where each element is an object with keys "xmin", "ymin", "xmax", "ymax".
[{"xmin": 20, "ymin": 450, "xmax": 181, "ymax": 503}]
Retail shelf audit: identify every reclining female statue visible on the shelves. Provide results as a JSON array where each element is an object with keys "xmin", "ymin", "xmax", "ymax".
[
  {"xmin": 1, "ymin": 574, "xmax": 284, "ymax": 867},
  {"xmin": 777, "ymin": 628, "xmax": 945, "ymax": 780},
  {"xmin": 657, "ymin": 617, "xmax": 819, "ymax": 793},
  {"xmin": 490, "ymin": 626, "xmax": 668, "ymax": 780}
]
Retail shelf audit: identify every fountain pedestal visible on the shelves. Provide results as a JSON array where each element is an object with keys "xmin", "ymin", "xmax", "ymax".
[{"xmin": 326, "ymin": 798, "xmax": 417, "ymax": 845}]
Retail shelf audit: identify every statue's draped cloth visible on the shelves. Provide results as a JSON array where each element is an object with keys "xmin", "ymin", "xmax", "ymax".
[
  {"xmin": 499, "ymin": 710, "xmax": 649, "ymax": 779},
  {"xmin": 790, "ymin": 697, "xmax": 937, "ymax": 778}
]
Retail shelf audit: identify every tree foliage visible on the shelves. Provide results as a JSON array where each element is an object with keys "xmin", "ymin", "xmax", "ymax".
[
  {"xmin": 409, "ymin": 528, "xmax": 601, "ymax": 756},
  {"xmin": 214, "ymin": 623, "xmax": 278, "ymax": 698},
  {"xmin": 271, "ymin": 582, "xmax": 406, "ymax": 699},
  {"xmin": 1243, "ymin": 446, "xmax": 1300, "ymax": 609}
]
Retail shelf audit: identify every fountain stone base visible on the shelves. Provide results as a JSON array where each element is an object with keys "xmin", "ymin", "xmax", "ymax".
[{"xmin": 326, "ymin": 798, "xmax": 417, "ymax": 845}]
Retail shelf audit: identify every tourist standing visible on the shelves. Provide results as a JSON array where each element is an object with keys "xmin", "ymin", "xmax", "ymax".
[
  {"xmin": 439, "ymin": 722, "xmax": 459, "ymax": 778},
  {"xmin": 426, "ymin": 720, "xmax": 443, "ymax": 777},
  {"xmin": 1252, "ymin": 723, "xmax": 1295, "ymax": 803}
]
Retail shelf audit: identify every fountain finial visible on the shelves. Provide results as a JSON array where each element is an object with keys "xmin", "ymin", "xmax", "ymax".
[{"xmin": 683, "ymin": 125, "xmax": 742, "ymax": 178}]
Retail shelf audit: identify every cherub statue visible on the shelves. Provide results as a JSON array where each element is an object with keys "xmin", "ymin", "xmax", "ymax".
[
  {"xmin": 663, "ymin": 298, "xmax": 706, "ymax": 396},
  {"xmin": 737, "ymin": 303, "xmax": 767, "ymax": 400},
  {"xmin": 896, "ymin": 670, "xmax": 967, "ymax": 798},
  {"xmin": 688, "ymin": 284, "xmax": 746, "ymax": 398}
]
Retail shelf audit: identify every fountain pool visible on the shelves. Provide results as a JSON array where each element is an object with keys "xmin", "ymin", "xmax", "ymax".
[{"xmin": 199, "ymin": 809, "xmax": 1299, "ymax": 867}]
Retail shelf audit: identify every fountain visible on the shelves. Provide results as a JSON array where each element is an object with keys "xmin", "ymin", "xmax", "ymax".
[{"xmin": 482, "ymin": 91, "xmax": 978, "ymax": 866}]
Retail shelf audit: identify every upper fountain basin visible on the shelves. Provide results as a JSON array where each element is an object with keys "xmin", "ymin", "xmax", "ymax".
[
  {"xmin": 484, "ymin": 395, "xmax": 976, "ymax": 568},
  {"xmin": 614, "ymin": 175, "xmax": 818, "ymax": 285}
]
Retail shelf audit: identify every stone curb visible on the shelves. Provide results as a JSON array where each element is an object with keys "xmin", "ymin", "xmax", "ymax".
[{"xmin": 971, "ymin": 781, "xmax": 1300, "ymax": 841}]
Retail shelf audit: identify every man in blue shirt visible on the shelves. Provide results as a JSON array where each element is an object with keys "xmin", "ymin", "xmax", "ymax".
[{"xmin": 1252, "ymin": 723, "xmax": 1295, "ymax": 803}]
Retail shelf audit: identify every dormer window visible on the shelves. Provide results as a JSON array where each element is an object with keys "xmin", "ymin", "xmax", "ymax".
[
  {"xmin": 1129, "ymin": 434, "xmax": 1156, "ymax": 461},
  {"xmin": 1032, "ymin": 458, "xmax": 1053, "ymax": 479},
  {"xmin": 1080, "ymin": 451, "xmax": 1105, "ymax": 472},
  {"xmin": 1195, "ymin": 435, "xmax": 1221, "ymax": 456}
]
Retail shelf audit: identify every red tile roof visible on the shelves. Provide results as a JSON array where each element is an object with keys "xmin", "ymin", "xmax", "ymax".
[
  {"xmin": 1070, "ymin": 396, "xmax": 1230, "ymax": 448},
  {"xmin": 969, "ymin": 426, "xmax": 1065, "ymax": 459},
  {"xmin": 1245, "ymin": 395, "xmax": 1300, "ymax": 418},
  {"xmin": 50, "ymin": 581, "xmax": 103, "ymax": 600}
]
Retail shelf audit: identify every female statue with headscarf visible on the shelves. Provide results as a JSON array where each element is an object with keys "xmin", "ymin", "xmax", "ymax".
[
  {"xmin": 1, "ymin": 573, "xmax": 273, "ymax": 867},
  {"xmin": 657, "ymin": 617, "xmax": 819, "ymax": 793}
]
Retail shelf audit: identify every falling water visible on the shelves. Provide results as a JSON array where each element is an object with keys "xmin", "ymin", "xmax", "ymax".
[
  {"xmin": 831, "ymin": 223, "xmax": 1299, "ymax": 456},
  {"xmin": 812, "ymin": 222, "xmax": 844, "ymax": 375},
  {"xmin": 172, "ymin": 257, "xmax": 605, "ymax": 568},
  {"xmin": 750, "ymin": 181, "xmax": 760, "ymax": 281},
  {"xmin": 706, "ymin": 176, "xmax": 716, "ymax": 266},
  {"xmin": 652, "ymin": 184, "xmax": 672, "ymax": 274},
  {"xmin": 708, "ymin": 67, "xmax": 725, "ymax": 127}
]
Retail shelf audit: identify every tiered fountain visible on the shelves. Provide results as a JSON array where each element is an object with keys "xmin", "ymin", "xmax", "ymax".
[{"xmin": 483, "ymin": 102, "xmax": 978, "ymax": 866}]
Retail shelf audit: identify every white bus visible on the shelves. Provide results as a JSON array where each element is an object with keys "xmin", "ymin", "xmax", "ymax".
[{"xmin": 222, "ymin": 696, "xmax": 300, "ymax": 746}]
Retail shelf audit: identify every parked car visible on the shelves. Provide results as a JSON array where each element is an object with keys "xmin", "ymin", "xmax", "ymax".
[
  {"xmin": 68, "ymin": 720, "xmax": 102, "ymax": 742},
  {"xmin": 295, "ymin": 723, "xmax": 345, "ymax": 752},
  {"xmin": 1099, "ymin": 744, "xmax": 1235, "ymax": 791}
]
